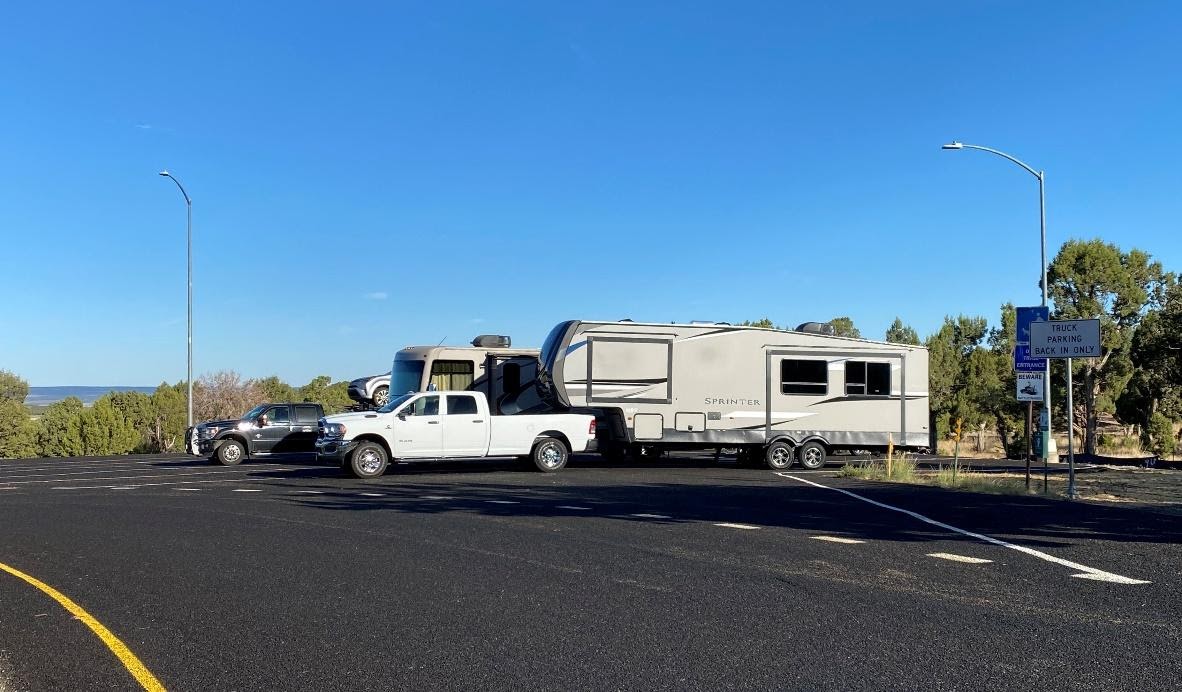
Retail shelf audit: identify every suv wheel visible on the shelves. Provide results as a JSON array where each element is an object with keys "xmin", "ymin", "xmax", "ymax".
[{"xmin": 372, "ymin": 386, "xmax": 390, "ymax": 408}]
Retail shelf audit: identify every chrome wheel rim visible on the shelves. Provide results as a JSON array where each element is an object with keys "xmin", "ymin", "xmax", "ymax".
[
  {"xmin": 223, "ymin": 445, "xmax": 241, "ymax": 462},
  {"xmin": 803, "ymin": 448, "xmax": 823, "ymax": 468},
  {"xmin": 373, "ymin": 388, "xmax": 389, "ymax": 406},
  {"xmin": 357, "ymin": 449, "xmax": 383, "ymax": 475},
  {"xmin": 539, "ymin": 443, "xmax": 563, "ymax": 469},
  {"xmin": 769, "ymin": 446, "xmax": 791, "ymax": 468}
]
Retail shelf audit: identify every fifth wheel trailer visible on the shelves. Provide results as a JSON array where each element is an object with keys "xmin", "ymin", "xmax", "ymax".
[{"xmin": 536, "ymin": 320, "xmax": 929, "ymax": 469}]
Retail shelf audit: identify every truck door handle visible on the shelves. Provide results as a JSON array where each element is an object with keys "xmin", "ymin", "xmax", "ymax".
[
  {"xmin": 428, "ymin": 421, "xmax": 440, "ymax": 425},
  {"xmin": 472, "ymin": 419, "xmax": 484, "ymax": 423}
]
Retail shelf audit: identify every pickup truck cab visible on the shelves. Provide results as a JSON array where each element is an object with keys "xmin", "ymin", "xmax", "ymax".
[
  {"xmin": 316, "ymin": 391, "xmax": 595, "ymax": 478},
  {"xmin": 187, "ymin": 402, "xmax": 324, "ymax": 466}
]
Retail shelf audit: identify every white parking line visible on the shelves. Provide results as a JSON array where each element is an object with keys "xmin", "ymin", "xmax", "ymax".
[
  {"xmin": 0, "ymin": 460, "xmax": 294, "ymax": 478},
  {"xmin": 486, "ymin": 500, "xmax": 519, "ymax": 505},
  {"xmin": 630, "ymin": 513, "xmax": 672, "ymax": 520},
  {"xmin": 556, "ymin": 505, "xmax": 591, "ymax": 510},
  {"xmin": 715, "ymin": 522, "xmax": 760, "ymax": 530},
  {"xmin": 420, "ymin": 495, "xmax": 451, "ymax": 500},
  {"xmin": 176, "ymin": 488, "xmax": 201, "ymax": 492},
  {"xmin": 109, "ymin": 487, "xmax": 136, "ymax": 491},
  {"xmin": 811, "ymin": 535, "xmax": 865, "ymax": 544},
  {"xmin": 0, "ymin": 462, "xmax": 220, "ymax": 479},
  {"xmin": 928, "ymin": 553, "xmax": 993, "ymax": 564},
  {"xmin": 360, "ymin": 493, "xmax": 385, "ymax": 497},
  {"xmin": 4, "ymin": 468, "xmax": 296, "ymax": 486},
  {"xmin": 53, "ymin": 478, "xmax": 265, "ymax": 490},
  {"xmin": 296, "ymin": 490, "xmax": 325, "ymax": 494},
  {"xmin": 232, "ymin": 489, "xmax": 262, "ymax": 493},
  {"xmin": 777, "ymin": 473, "xmax": 1151, "ymax": 585}
]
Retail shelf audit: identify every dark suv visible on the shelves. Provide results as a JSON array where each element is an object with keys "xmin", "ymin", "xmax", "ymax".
[{"xmin": 186, "ymin": 402, "xmax": 325, "ymax": 465}]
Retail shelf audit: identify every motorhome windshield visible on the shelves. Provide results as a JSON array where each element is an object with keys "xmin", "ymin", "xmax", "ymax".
[{"xmin": 390, "ymin": 360, "xmax": 425, "ymax": 395}]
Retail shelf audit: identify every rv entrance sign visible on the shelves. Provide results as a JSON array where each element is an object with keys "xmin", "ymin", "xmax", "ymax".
[{"xmin": 1029, "ymin": 319, "xmax": 1102, "ymax": 359}]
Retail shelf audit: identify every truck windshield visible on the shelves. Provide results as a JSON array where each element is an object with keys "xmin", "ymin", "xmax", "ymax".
[
  {"xmin": 241, "ymin": 404, "xmax": 268, "ymax": 420},
  {"xmin": 376, "ymin": 393, "xmax": 414, "ymax": 414},
  {"xmin": 390, "ymin": 360, "xmax": 425, "ymax": 395}
]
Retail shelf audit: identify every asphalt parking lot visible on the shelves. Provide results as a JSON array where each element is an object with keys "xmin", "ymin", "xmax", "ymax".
[{"xmin": 1, "ymin": 453, "xmax": 1180, "ymax": 691}]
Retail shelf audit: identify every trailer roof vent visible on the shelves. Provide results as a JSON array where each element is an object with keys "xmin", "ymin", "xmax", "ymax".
[
  {"xmin": 796, "ymin": 322, "xmax": 837, "ymax": 336},
  {"xmin": 472, "ymin": 334, "xmax": 511, "ymax": 348}
]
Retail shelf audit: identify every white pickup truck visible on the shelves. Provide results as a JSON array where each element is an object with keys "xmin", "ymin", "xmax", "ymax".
[{"xmin": 316, "ymin": 390, "xmax": 596, "ymax": 478}]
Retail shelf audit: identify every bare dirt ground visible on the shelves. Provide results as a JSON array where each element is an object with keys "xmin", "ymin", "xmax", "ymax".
[{"xmin": 987, "ymin": 465, "xmax": 1182, "ymax": 514}]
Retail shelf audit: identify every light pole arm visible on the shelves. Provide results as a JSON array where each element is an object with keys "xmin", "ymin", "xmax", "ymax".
[
  {"xmin": 958, "ymin": 144, "xmax": 1042, "ymax": 182},
  {"xmin": 165, "ymin": 175, "xmax": 192, "ymax": 206}
]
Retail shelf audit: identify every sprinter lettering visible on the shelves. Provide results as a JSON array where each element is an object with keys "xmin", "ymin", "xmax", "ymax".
[{"xmin": 705, "ymin": 397, "xmax": 760, "ymax": 406}]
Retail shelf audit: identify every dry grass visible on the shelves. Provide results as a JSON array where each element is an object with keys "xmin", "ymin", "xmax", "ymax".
[
  {"xmin": 838, "ymin": 452, "xmax": 918, "ymax": 482},
  {"xmin": 841, "ymin": 453, "xmax": 1034, "ymax": 497}
]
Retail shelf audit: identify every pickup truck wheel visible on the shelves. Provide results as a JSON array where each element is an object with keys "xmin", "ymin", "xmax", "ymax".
[
  {"xmin": 764, "ymin": 441, "xmax": 794, "ymax": 470},
  {"xmin": 215, "ymin": 440, "xmax": 245, "ymax": 466},
  {"xmin": 531, "ymin": 437, "xmax": 569, "ymax": 473},
  {"xmin": 371, "ymin": 386, "xmax": 390, "ymax": 408},
  {"xmin": 798, "ymin": 441, "xmax": 827, "ymax": 470},
  {"xmin": 348, "ymin": 443, "xmax": 389, "ymax": 479}
]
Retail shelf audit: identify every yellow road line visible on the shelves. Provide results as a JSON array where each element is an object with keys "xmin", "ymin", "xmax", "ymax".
[{"xmin": 0, "ymin": 561, "xmax": 166, "ymax": 691}]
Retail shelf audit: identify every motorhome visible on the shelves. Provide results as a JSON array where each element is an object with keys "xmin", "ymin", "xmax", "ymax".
[
  {"xmin": 390, "ymin": 336, "xmax": 544, "ymax": 415},
  {"xmin": 536, "ymin": 320, "xmax": 930, "ymax": 469}
]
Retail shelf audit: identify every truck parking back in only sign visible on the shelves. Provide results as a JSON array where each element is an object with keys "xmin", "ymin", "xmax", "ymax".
[{"xmin": 1028, "ymin": 319, "xmax": 1102, "ymax": 359}]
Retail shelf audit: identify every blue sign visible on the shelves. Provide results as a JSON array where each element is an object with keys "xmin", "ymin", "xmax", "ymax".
[
  {"xmin": 1014, "ymin": 344, "xmax": 1046, "ymax": 372},
  {"xmin": 1016, "ymin": 306, "xmax": 1050, "ymax": 345}
]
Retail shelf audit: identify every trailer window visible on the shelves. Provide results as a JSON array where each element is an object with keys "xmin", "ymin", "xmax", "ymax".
[
  {"xmin": 846, "ymin": 361, "xmax": 891, "ymax": 396},
  {"xmin": 429, "ymin": 360, "xmax": 475, "ymax": 390},
  {"xmin": 780, "ymin": 360, "xmax": 828, "ymax": 395}
]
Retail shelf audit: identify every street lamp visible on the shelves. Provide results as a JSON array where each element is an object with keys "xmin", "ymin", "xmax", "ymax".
[
  {"xmin": 941, "ymin": 141, "xmax": 1057, "ymax": 490},
  {"xmin": 159, "ymin": 170, "xmax": 193, "ymax": 429}
]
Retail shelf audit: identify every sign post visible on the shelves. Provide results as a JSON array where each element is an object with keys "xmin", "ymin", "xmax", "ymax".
[
  {"xmin": 1029, "ymin": 318, "xmax": 1103, "ymax": 499},
  {"xmin": 1016, "ymin": 306, "xmax": 1049, "ymax": 491}
]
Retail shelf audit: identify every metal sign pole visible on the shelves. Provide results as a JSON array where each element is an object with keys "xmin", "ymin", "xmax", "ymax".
[
  {"xmin": 1025, "ymin": 401, "xmax": 1032, "ymax": 490},
  {"xmin": 1066, "ymin": 357, "xmax": 1078, "ymax": 499}
]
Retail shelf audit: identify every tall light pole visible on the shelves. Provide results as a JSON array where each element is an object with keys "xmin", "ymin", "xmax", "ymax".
[
  {"xmin": 941, "ymin": 141, "xmax": 1052, "ymax": 475},
  {"xmin": 159, "ymin": 170, "xmax": 193, "ymax": 429}
]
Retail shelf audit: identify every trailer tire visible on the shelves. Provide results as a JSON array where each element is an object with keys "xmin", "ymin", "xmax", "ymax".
[
  {"xmin": 214, "ymin": 440, "xmax": 245, "ymax": 466},
  {"xmin": 531, "ymin": 437, "xmax": 569, "ymax": 473},
  {"xmin": 764, "ymin": 441, "xmax": 795, "ymax": 470},
  {"xmin": 348, "ymin": 442, "xmax": 389, "ymax": 478},
  {"xmin": 798, "ymin": 441, "xmax": 828, "ymax": 470}
]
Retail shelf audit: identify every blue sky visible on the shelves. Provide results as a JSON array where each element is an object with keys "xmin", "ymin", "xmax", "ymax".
[{"xmin": 1, "ymin": 1, "xmax": 1179, "ymax": 386}]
